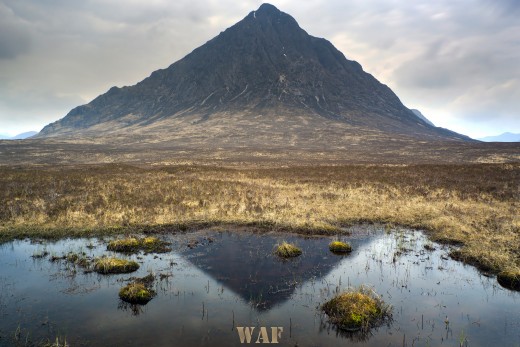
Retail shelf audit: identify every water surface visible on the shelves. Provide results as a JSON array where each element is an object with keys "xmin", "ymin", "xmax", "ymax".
[{"xmin": 0, "ymin": 226, "xmax": 519, "ymax": 346}]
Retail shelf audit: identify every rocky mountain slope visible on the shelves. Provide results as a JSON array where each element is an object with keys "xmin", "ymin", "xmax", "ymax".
[{"xmin": 37, "ymin": 3, "xmax": 472, "ymax": 146}]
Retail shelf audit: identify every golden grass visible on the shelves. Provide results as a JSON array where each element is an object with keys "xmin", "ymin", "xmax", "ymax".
[
  {"xmin": 140, "ymin": 236, "xmax": 170, "ymax": 252},
  {"xmin": 329, "ymin": 241, "xmax": 352, "ymax": 253},
  {"xmin": 274, "ymin": 241, "xmax": 302, "ymax": 258},
  {"xmin": 94, "ymin": 257, "xmax": 139, "ymax": 274},
  {"xmin": 108, "ymin": 236, "xmax": 170, "ymax": 253},
  {"xmin": 321, "ymin": 285, "xmax": 391, "ymax": 332},
  {"xmin": 0, "ymin": 163, "xmax": 518, "ymax": 274},
  {"xmin": 107, "ymin": 237, "xmax": 140, "ymax": 252}
]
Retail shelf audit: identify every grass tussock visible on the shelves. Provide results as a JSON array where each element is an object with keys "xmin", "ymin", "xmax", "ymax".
[
  {"xmin": 322, "ymin": 285, "xmax": 392, "ymax": 332},
  {"xmin": 94, "ymin": 257, "xmax": 139, "ymax": 274},
  {"xmin": 107, "ymin": 237, "xmax": 140, "ymax": 252},
  {"xmin": 329, "ymin": 241, "xmax": 352, "ymax": 253},
  {"xmin": 497, "ymin": 269, "xmax": 520, "ymax": 291},
  {"xmin": 141, "ymin": 236, "xmax": 170, "ymax": 252},
  {"xmin": 107, "ymin": 236, "xmax": 170, "ymax": 253},
  {"xmin": 275, "ymin": 241, "xmax": 302, "ymax": 258},
  {"xmin": 119, "ymin": 282, "xmax": 155, "ymax": 304},
  {"xmin": 0, "ymin": 163, "xmax": 518, "ymax": 274}
]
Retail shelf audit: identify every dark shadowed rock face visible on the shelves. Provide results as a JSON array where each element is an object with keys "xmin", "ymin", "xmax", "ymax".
[{"xmin": 38, "ymin": 3, "xmax": 471, "ymax": 143}]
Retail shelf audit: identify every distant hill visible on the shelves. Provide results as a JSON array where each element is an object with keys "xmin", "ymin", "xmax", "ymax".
[
  {"xmin": 36, "ymin": 3, "xmax": 472, "ymax": 147},
  {"xmin": 410, "ymin": 109, "xmax": 435, "ymax": 127},
  {"xmin": 0, "ymin": 131, "xmax": 38, "ymax": 140},
  {"xmin": 478, "ymin": 132, "xmax": 520, "ymax": 142},
  {"xmin": 12, "ymin": 131, "xmax": 38, "ymax": 139}
]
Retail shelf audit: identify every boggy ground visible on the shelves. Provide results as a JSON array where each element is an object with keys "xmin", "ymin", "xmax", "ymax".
[{"xmin": 0, "ymin": 163, "xmax": 518, "ymax": 275}]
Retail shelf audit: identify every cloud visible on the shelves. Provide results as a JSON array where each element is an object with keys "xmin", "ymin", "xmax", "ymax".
[
  {"xmin": 450, "ymin": 79, "xmax": 520, "ymax": 120},
  {"xmin": 0, "ymin": 0, "xmax": 259, "ymax": 134},
  {"xmin": 0, "ymin": 85, "xmax": 85, "ymax": 134},
  {"xmin": 0, "ymin": 0, "xmax": 518, "ymax": 137},
  {"xmin": 0, "ymin": 3, "xmax": 32, "ymax": 59},
  {"xmin": 383, "ymin": 1, "xmax": 520, "ymax": 134}
]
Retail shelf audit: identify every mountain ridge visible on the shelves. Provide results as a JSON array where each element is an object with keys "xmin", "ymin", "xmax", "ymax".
[{"xmin": 410, "ymin": 109, "xmax": 435, "ymax": 127}]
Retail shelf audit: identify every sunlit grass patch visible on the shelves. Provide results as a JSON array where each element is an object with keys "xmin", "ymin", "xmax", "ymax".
[
  {"xmin": 119, "ymin": 282, "xmax": 155, "ymax": 304},
  {"xmin": 94, "ymin": 257, "xmax": 139, "ymax": 274},
  {"xmin": 140, "ymin": 236, "xmax": 171, "ymax": 253},
  {"xmin": 107, "ymin": 236, "xmax": 170, "ymax": 253},
  {"xmin": 497, "ymin": 269, "xmax": 520, "ymax": 291},
  {"xmin": 329, "ymin": 241, "xmax": 352, "ymax": 254},
  {"xmin": 274, "ymin": 241, "xmax": 302, "ymax": 258},
  {"xmin": 321, "ymin": 285, "xmax": 392, "ymax": 332},
  {"xmin": 142, "ymin": 236, "xmax": 159, "ymax": 246},
  {"xmin": 107, "ymin": 237, "xmax": 140, "ymax": 252}
]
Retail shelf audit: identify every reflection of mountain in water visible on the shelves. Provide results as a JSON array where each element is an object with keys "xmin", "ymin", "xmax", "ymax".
[{"xmin": 182, "ymin": 232, "xmax": 353, "ymax": 310}]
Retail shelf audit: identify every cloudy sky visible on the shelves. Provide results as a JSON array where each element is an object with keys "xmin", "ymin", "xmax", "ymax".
[{"xmin": 0, "ymin": 0, "xmax": 519, "ymax": 138}]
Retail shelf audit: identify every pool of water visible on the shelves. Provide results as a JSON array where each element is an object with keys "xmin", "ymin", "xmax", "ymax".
[{"xmin": 0, "ymin": 226, "xmax": 519, "ymax": 346}]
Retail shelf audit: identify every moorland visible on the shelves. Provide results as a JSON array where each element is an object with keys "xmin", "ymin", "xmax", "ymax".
[{"xmin": 1, "ymin": 139, "xmax": 518, "ymax": 277}]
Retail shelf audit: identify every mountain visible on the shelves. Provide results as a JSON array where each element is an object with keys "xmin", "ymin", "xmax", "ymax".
[
  {"xmin": 36, "ymin": 3, "xmax": 472, "ymax": 146},
  {"xmin": 0, "ymin": 131, "xmax": 38, "ymax": 140},
  {"xmin": 478, "ymin": 132, "xmax": 520, "ymax": 142},
  {"xmin": 12, "ymin": 131, "xmax": 38, "ymax": 139},
  {"xmin": 410, "ymin": 109, "xmax": 435, "ymax": 127}
]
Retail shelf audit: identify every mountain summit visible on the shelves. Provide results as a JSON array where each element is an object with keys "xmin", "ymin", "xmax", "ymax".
[{"xmin": 38, "ymin": 3, "xmax": 470, "ymax": 144}]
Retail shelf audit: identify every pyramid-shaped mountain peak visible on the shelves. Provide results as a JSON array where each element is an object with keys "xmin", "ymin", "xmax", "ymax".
[
  {"xmin": 37, "ymin": 4, "xmax": 471, "ymax": 143},
  {"xmin": 254, "ymin": 3, "xmax": 283, "ymax": 17},
  {"xmin": 244, "ymin": 3, "xmax": 299, "ymax": 27},
  {"xmin": 257, "ymin": 3, "xmax": 280, "ymax": 13},
  {"xmin": 252, "ymin": 3, "xmax": 296, "ymax": 21}
]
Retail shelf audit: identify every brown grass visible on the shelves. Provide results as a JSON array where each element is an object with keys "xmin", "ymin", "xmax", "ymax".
[{"xmin": 0, "ymin": 163, "xmax": 518, "ymax": 273}]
